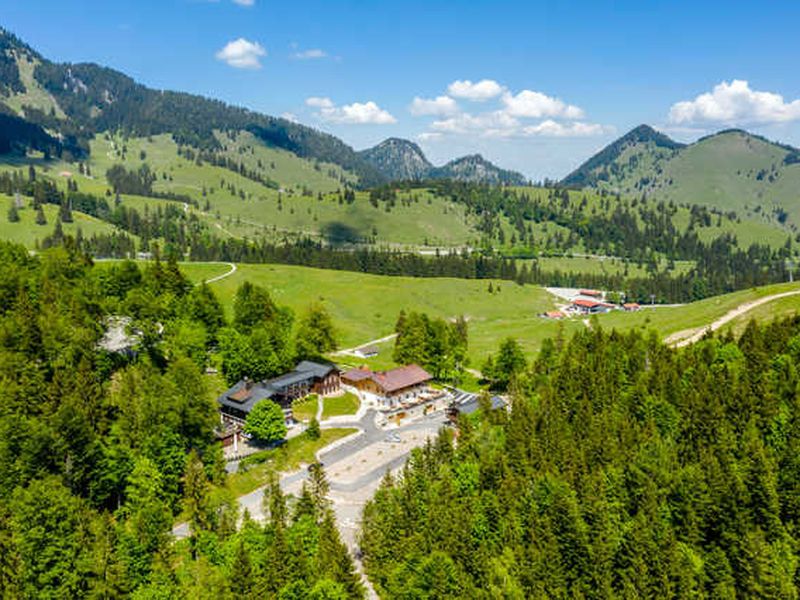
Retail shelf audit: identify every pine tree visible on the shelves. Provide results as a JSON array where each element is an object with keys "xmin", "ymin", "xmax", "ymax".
[{"xmin": 35, "ymin": 205, "xmax": 47, "ymax": 225}]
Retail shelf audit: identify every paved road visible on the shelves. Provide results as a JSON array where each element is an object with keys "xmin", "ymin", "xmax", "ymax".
[{"xmin": 173, "ymin": 407, "xmax": 449, "ymax": 539}]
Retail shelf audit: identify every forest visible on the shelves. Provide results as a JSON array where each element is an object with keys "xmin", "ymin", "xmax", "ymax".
[
  {"xmin": 362, "ymin": 318, "xmax": 800, "ymax": 598},
  {"xmin": 0, "ymin": 241, "xmax": 362, "ymax": 598}
]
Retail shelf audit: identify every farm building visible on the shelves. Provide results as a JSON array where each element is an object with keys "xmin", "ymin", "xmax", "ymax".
[
  {"xmin": 217, "ymin": 360, "xmax": 340, "ymax": 426},
  {"xmin": 571, "ymin": 298, "xmax": 616, "ymax": 314},
  {"xmin": 623, "ymin": 303, "xmax": 641, "ymax": 312},
  {"xmin": 543, "ymin": 310, "xmax": 566, "ymax": 320},
  {"xmin": 579, "ymin": 289, "xmax": 603, "ymax": 298},
  {"xmin": 342, "ymin": 364, "xmax": 433, "ymax": 410}
]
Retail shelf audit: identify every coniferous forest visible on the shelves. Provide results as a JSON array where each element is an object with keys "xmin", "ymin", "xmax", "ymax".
[{"xmin": 361, "ymin": 321, "xmax": 800, "ymax": 598}]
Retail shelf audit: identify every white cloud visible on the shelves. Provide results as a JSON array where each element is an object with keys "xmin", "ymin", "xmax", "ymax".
[
  {"xmin": 409, "ymin": 95, "xmax": 459, "ymax": 116},
  {"xmin": 281, "ymin": 112, "xmax": 299, "ymax": 123},
  {"xmin": 306, "ymin": 97, "xmax": 396, "ymax": 125},
  {"xmin": 669, "ymin": 80, "xmax": 800, "ymax": 126},
  {"xmin": 292, "ymin": 48, "xmax": 327, "ymax": 60},
  {"xmin": 502, "ymin": 90, "xmax": 584, "ymax": 119},
  {"xmin": 521, "ymin": 120, "xmax": 610, "ymax": 137},
  {"xmin": 305, "ymin": 96, "xmax": 334, "ymax": 108},
  {"xmin": 232, "ymin": 0, "xmax": 255, "ymax": 6},
  {"xmin": 215, "ymin": 38, "xmax": 266, "ymax": 69},
  {"xmin": 447, "ymin": 79, "xmax": 504, "ymax": 101},
  {"xmin": 431, "ymin": 111, "xmax": 521, "ymax": 138}
]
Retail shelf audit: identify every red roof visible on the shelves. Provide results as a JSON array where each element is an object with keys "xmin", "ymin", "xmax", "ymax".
[
  {"xmin": 573, "ymin": 298, "xmax": 601, "ymax": 308},
  {"xmin": 546, "ymin": 311, "xmax": 565, "ymax": 319},
  {"xmin": 623, "ymin": 303, "xmax": 640, "ymax": 309},
  {"xmin": 579, "ymin": 289, "xmax": 602, "ymax": 297}
]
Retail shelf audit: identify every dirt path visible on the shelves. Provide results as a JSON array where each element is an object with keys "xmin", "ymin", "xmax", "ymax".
[
  {"xmin": 203, "ymin": 262, "xmax": 237, "ymax": 284},
  {"xmin": 667, "ymin": 289, "xmax": 800, "ymax": 348},
  {"xmin": 334, "ymin": 333, "xmax": 398, "ymax": 357}
]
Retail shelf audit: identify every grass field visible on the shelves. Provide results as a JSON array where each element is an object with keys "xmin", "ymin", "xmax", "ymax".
[
  {"xmin": 322, "ymin": 392, "xmax": 360, "ymax": 419},
  {"xmin": 0, "ymin": 193, "xmax": 123, "ymax": 247},
  {"xmin": 179, "ymin": 262, "xmax": 574, "ymax": 366},
  {"xmin": 596, "ymin": 282, "xmax": 800, "ymax": 339},
  {"xmin": 226, "ymin": 427, "xmax": 356, "ymax": 497},
  {"xmin": 719, "ymin": 293, "xmax": 800, "ymax": 338}
]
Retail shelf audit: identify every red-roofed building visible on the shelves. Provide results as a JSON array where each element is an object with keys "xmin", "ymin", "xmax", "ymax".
[
  {"xmin": 623, "ymin": 303, "xmax": 641, "ymax": 312},
  {"xmin": 342, "ymin": 364, "xmax": 433, "ymax": 410},
  {"xmin": 544, "ymin": 310, "xmax": 566, "ymax": 320},
  {"xmin": 571, "ymin": 298, "xmax": 615, "ymax": 314},
  {"xmin": 579, "ymin": 289, "xmax": 602, "ymax": 298}
]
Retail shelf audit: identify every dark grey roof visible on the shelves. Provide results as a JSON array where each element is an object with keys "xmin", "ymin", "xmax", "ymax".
[
  {"xmin": 217, "ymin": 361, "xmax": 338, "ymax": 414},
  {"xmin": 295, "ymin": 360, "xmax": 337, "ymax": 378},
  {"xmin": 217, "ymin": 380, "xmax": 277, "ymax": 414}
]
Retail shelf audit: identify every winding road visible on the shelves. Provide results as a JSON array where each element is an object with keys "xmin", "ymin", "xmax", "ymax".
[{"xmin": 667, "ymin": 289, "xmax": 800, "ymax": 348}]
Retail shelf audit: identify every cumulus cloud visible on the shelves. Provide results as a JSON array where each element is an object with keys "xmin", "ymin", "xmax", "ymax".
[
  {"xmin": 502, "ymin": 90, "xmax": 584, "ymax": 119},
  {"xmin": 669, "ymin": 80, "xmax": 800, "ymax": 126},
  {"xmin": 521, "ymin": 120, "xmax": 610, "ymax": 137},
  {"xmin": 417, "ymin": 132, "xmax": 443, "ymax": 142},
  {"xmin": 409, "ymin": 95, "xmax": 459, "ymax": 116},
  {"xmin": 215, "ymin": 38, "xmax": 266, "ymax": 69},
  {"xmin": 431, "ymin": 110, "xmax": 520, "ymax": 137},
  {"xmin": 447, "ymin": 79, "xmax": 504, "ymax": 101},
  {"xmin": 281, "ymin": 112, "xmax": 299, "ymax": 123},
  {"xmin": 292, "ymin": 48, "xmax": 327, "ymax": 60},
  {"xmin": 306, "ymin": 97, "xmax": 396, "ymax": 125}
]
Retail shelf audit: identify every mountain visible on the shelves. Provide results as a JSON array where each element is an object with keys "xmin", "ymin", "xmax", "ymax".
[
  {"xmin": 430, "ymin": 154, "xmax": 527, "ymax": 185},
  {"xmin": 562, "ymin": 124, "xmax": 800, "ymax": 224},
  {"xmin": 0, "ymin": 27, "xmax": 526, "ymax": 189},
  {"xmin": 358, "ymin": 138, "xmax": 432, "ymax": 181},
  {"xmin": 360, "ymin": 139, "xmax": 527, "ymax": 185},
  {"xmin": 561, "ymin": 124, "xmax": 685, "ymax": 188},
  {"xmin": 0, "ymin": 27, "xmax": 388, "ymax": 185}
]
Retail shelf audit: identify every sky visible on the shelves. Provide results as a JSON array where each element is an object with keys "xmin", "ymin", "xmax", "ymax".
[{"xmin": 2, "ymin": 0, "xmax": 800, "ymax": 180}]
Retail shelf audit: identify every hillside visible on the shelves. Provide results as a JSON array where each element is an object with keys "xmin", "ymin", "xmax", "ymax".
[
  {"xmin": 359, "ymin": 138, "xmax": 527, "ymax": 185},
  {"xmin": 0, "ymin": 28, "xmax": 525, "ymax": 189},
  {"xmin": 563, "ymin": 124, "xmax": 800, "ymax": 224}
]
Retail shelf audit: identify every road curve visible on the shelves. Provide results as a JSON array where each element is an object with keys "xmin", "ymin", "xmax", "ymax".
[{"xmin": 668, "ymin": 289, "xmax": 800, "ymax": 348}]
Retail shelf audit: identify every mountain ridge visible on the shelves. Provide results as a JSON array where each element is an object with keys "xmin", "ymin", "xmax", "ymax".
[
  {"xmin": 0, "ymin": 27, "xmax": 524, "ymax": 187},
  {"xmin": 561, "ymin": 124, "xmax": 800, "ymax": 224},
  {"xmin": 359, "ymin": 138, "xmax": 527, "ymax": 185}
]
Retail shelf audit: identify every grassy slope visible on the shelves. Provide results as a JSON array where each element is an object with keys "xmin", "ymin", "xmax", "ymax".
[
  {"xmin": 177, "ymin": 261, "xmax": 800, "ymax": 368},
  {"xmin": 599, "ymin": 131, "xmax": 800, "ymax": 226},
  {"xmin": 179, "ymin": 262, "xmax": 573, "ymax": 365},
  {"xmin": 596, "ymin": 282, "xmax": 800, "ymax": 339},
  {"xmin": 0, "ymin": 192, "xmax": 121, "ymax": 247}
]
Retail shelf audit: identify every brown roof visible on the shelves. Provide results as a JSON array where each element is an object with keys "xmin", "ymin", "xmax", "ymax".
[
  {"xmin": 579, "ymin": 289, "xmax": 602, "ymax": 297},
  {"xmin": 342, "ymin": 364, "xmax": 432, "ymax": 393},
  {"xmin": 227, "ymin": 387, "xmax": 252, "ymax": 402},
  {"xmin": 342, "ymin": 367, "xmax": 373, "ymax": 382},
  {"xmin": 373, "ymin": 364, "xmax": 432, "ymax": 393}
]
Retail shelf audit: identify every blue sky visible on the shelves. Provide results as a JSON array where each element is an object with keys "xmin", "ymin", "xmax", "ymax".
[{"xmin": 3, "ymin": 0, "xmax": 800, "ymax": 179}]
